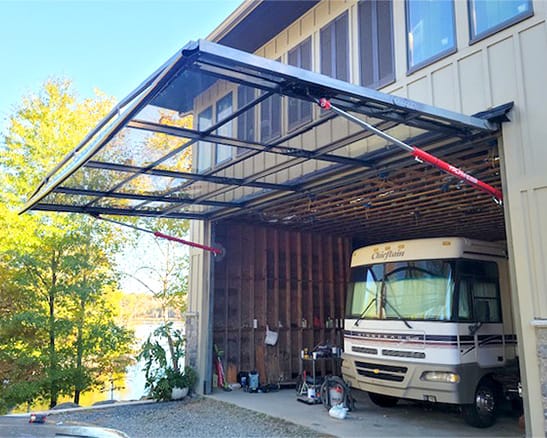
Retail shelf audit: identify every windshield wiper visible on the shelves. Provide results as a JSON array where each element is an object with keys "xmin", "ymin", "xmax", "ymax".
[
  {"xmin": 381, "ymin": 281, "xmax": 413, "ymax": 329},
  {"xmin": 354, "ymin": 296, "xmax": 377, "ymax": 326}
]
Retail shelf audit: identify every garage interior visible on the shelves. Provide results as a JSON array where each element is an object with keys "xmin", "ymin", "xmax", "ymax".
[{"xmin": 23, "ymin": 39, "xmax": 511, "ymax": 386}]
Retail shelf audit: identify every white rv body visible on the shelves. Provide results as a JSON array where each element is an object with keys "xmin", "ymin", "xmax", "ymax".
[{"xmin": 341, "ymin": 237, "xmax": 516, "ymax": 406}]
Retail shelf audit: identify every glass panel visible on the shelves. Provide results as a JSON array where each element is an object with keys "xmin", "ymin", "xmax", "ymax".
[
  {"xmin": 377, "ymin": 0, "xmax": 395, "ymax": 85},
  {"xmin": 321, "ymin": 12, "xmax": 349, "ymax": 81},
  {"xmin": 407, "ymin": 0, "xmax": 456, "ymax": 70},
  {"xmin": 122, "ymin": 173, "xmax": 181, "ymax": 196},
  {"xmin": 347, "ymin": 260, "xmax": 455, "ymax": 321},
  {"xmin": 457, "ymin": 260, "xmax": 501, "ymax": 323},
  {"xmin": 62, "ymin": 167, "xmax": 133, "ymax": 192},
  {"xmin": 41, "ymin": 192, "xmax": 97, "ymax": 207},
  {"xmin": 196, "ymin": 106, "xmax": 213, "ymax": 172},
  {"xmin": 260, "ymin": 92, "xmax": 281, "ymax": 142},
  {"xmin": 135, "ymin": 104, "xmax": 194, "ymax": 130},
  {"xmin": 215, "ymin": 92, "xmax": 233, "ymax": 164},
  {"xmin": 149, "ymin": 68, "xmax": 216, "ymax": 115},
  {"xmin": 335, "ymin": 13, "xmax": 349, "ymax": 81},
  {"xmin": 93, "ymin": 127, "xmax": 186, "ymax": 168},
  {"xmin": 470, "ymin": 0, "xmax": 532, "ymax": 40}
]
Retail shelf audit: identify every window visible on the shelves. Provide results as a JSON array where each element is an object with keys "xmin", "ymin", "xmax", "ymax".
[
  {"xmin": 358, "ymin": 0, "xmax": 395, "ymax": 88},
  {"xmin": 287, "ymin": 38, "xmax": 312, "ymax": 130},
  {"xmin": 237, "ymin": 85, "xmax": 255, "ymax": 154},
  {"xmin": 260, "ymin": 59, "xmax": 282, "ymax": 143},
  {"xmin": 215, "ymin": 93, "xmax": 233, "ymax": 164},
  {"xmin": 320, "ymin": 12, "xmax": 349, "ymax": 81},
  {"xmin": 406, "ymin": 0, "xmax": 456, "ymax": 72},
  {"xmin": 469, "ymin": 0, "xmax": 533, "ymax": 42},
  {"xmin": 456, "ymin": 260, "xmax": 502, "ymax": 323},
  {"xmin": 196, "ymin": 106, "xmax": 213, "ymax": 172}
]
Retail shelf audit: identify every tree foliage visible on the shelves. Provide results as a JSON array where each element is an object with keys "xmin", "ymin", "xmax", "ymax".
[{"xmin": 0, "ymin": 78, "xmax": 134, "ymax": 411}]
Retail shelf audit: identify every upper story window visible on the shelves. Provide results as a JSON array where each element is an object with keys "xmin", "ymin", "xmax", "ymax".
[
  {"xmin": 215, "ymin": 92, "xmax": 233, "ymax": 165},
  {"xmin": 260, "ymin": 59, "xmax": 282, "ymax": 143},
  {"xmin": 260, "ymin": 92, "xmax": 281, "ymax": 143},
  {"xmin": 358, "ymin": 0, "xmax": 395, "ymax": 89},
  {"xmin": 469, "ymin": 0, "xmax": 533, "ymax": 42},
  {"xmin": 406, "ymin": 0, "xmax": 456, "ymax": 72},
  {"xmin": 320, "ymin": 12, "xmax": 349, "ymax": 81},
  {"xmin": 237, "ymin": 85, "xmax": 255, "ymax": 154},
  {"xmin": 196, "ymin": 106, "xmax": 213, "ymax": 172},
  {"xmin": 287, "ymin": 37, "xmax": 312, "ymax": 130}
]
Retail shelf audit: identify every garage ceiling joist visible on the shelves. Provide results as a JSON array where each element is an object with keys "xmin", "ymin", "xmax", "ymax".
[{"xmin": 22, "ymin": 39, "xmax": 511, "ymax": 243}]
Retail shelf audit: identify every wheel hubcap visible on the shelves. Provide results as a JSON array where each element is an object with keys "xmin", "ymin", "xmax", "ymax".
[{"xmin": 476, "ymin": 389, "xmax": 495, "ymax": 416}]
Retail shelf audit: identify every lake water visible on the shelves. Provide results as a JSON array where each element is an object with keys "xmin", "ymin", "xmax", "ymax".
[
  {"xmin": 109, "ymin": 321, "xmax": 185, "ymax": 402},
  {"xmin": 15, "ymin": 321, "xmax": 184, "ymax": 411}
]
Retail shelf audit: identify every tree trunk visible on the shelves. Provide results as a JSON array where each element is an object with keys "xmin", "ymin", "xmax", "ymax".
[
  {"xmin": 48, "ymin": 290, "xmax": 57, "ymax": 408},
  {"xmin": 48, "ymin": 255, "xmax": 58, "ymax": 409},
  {"xmin": 73, "ymin": 298, "xmax": 85, "ymax": 405}
]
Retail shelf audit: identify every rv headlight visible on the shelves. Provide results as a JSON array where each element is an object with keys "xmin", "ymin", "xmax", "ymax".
[{"xmin": 420, "ymin": 371, "xmax": 460, "ymax": 384}]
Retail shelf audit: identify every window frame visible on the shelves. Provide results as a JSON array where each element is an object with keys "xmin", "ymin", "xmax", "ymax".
[
  {"xmin": 405, "ymin": 0, "xmax": 457, "ymax": 74},
  {"xmin": 468, "ymin": 0, "xmax": 534, "ymax": 44}
]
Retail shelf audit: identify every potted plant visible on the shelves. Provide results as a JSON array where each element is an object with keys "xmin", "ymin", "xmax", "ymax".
[{"xmin": 137, "ymin": 322, "xmax": 197, "ymax": 401}]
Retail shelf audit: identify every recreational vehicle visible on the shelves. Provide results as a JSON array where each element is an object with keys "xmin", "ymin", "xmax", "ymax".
[{"xmin": 341, "ymin": 237, "xmax": 519, "ymax": 427}]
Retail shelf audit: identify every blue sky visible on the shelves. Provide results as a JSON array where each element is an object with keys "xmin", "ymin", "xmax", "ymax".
[{"xmin": 0, "ymin": 0, "xmax": 241, "ymax": 128}]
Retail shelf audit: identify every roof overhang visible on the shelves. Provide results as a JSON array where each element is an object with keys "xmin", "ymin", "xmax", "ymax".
[
  {"xmin": 209, "ymin": 0, "xmax": 320, "ymax": 53},
  {"xmin": 23, "ymin": 39, "xmax": 509, "ymax": 241}
]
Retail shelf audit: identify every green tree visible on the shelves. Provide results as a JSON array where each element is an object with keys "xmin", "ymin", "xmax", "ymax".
[{"xmin": 0, "ymin": 78, "xmax": 134, "ymax": 410}]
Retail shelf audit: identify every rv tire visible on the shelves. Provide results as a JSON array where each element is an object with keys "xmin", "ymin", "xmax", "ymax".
[
  {"xmin": 368, "ymin": 391, "xmax": 399, "ymax": 407},
  {"xmin": 462, "ymin": 378, "xmax": 498, "ymax": 428}
]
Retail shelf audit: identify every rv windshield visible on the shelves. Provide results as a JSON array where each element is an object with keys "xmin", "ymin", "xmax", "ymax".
[{"xmin": 347, "ymin": 260, "xmax": 455, "ymax": 321}]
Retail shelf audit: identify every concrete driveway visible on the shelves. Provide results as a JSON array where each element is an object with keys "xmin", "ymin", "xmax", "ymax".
[{"xmin": 209, "ymin": 387, "xmax": 523, "ymax": 437}]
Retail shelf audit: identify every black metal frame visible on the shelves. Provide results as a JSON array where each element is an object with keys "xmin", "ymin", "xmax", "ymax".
[{"xmin": 23, "ymin": 39, "xmax": 498, "ymax": 221}]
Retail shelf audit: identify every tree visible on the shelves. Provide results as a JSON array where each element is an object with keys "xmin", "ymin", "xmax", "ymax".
[
  {"xmin": 0, "ymin": 78, "xmax": 134, "ymax": 410},
  {"xmin": 124, "ymin": 218, "xmax": 190, "ymax": 322}
]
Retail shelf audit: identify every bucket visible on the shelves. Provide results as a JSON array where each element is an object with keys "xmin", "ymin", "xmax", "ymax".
[
  {"xmin": 248, "ymin": 370, "xmax": 259, "ymax": 392},
  {"xmin": 307, "ymin": 387, "xmax": 316, "ymax": 399}
]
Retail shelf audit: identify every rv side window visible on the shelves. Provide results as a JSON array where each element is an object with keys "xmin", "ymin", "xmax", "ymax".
[{"xmin": 457, "ymin": 260, "xmax": 501, "ymax": 323}]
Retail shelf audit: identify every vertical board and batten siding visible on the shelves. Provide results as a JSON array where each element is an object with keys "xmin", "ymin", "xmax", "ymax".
[{"xmin": 212, "ymin": 222, "xmax": 350, "ymax": 384}]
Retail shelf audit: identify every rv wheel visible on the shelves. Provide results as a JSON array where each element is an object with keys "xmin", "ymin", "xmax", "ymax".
[
  {"xmin": 463, "ymin": 379, "xmax": 498, "ymax": 428},
  {"xmin": 368, "ymin": 391, "xmax": 399, "ymax": 407}
]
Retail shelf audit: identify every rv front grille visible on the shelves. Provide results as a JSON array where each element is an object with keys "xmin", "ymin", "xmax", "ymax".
[
  {"xmin": 357, "ymin": 369, "xmax": 405, "ymax": 382},
  {"xmin": 355, "ymin": 360, "xmax": 407, "ymax": 382}
]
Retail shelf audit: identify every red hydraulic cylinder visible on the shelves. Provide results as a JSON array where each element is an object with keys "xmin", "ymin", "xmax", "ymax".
[{"xmin": 317, "ymin": 98, "xmax": 503, "ymax": 203}]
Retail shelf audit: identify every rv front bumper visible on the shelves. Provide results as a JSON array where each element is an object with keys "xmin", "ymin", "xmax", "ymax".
[{"xmin": 341, "ymin": 352, "xmax": 482, "ymax": 405}]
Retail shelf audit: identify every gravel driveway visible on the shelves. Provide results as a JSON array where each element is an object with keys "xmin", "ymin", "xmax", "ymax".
[{"xmin": 49, "ymin": 396, "xmax": 330, "ymax": 438}]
